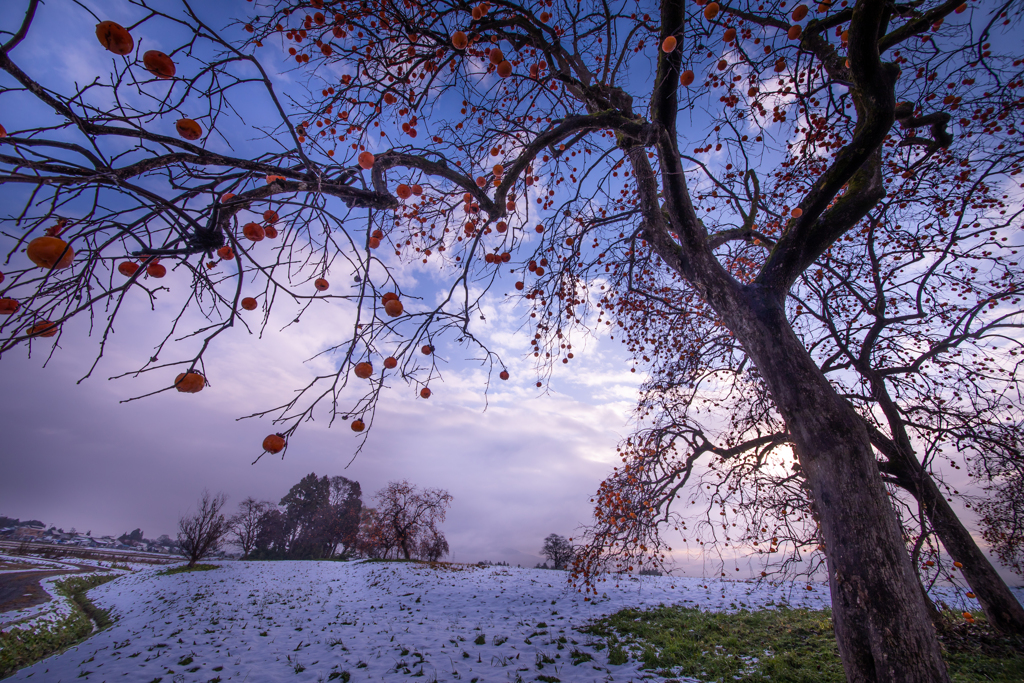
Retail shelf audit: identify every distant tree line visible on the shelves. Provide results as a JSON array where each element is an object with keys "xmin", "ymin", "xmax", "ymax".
[
  {"xmin": 236, "ymin": 474, "xmax": 364, "ymax": 560},
  {"xmin": 0, "ymin": 517, "xmax": 44, "ymax": 529},
  {"xmin": 177, "ymin": 476, "xmax": 452, "ymax": 564}
]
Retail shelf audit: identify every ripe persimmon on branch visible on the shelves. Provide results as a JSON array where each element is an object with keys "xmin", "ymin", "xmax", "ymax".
[{"xmin": 2, "ymin": 0, "xmax": 1022, "ymax": 678}]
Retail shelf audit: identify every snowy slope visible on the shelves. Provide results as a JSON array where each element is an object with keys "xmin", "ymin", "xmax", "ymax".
[{"xmin": 5, "ymin": 560, "xmax": 1018, "ymax": 683}]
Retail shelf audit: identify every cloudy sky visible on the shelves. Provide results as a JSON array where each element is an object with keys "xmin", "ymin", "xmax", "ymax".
[
  {"xmin": 0, "ymin": 0, "xmax": 648, "ymax": 570},
  {"xmin": 0, "ymin": 0, "xmax": 1015, "ymax": 585},
  {"xmin": 0, "ymin": 279, "xmax": 641, "ymax": 567}
]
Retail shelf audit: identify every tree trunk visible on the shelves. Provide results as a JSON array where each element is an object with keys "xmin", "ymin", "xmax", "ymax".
[
  {"xmin": 862, "ymin": 369, "xmax": 1024, "ymax": 635},
  {"xmin": 722, "ymin": 292, "xmax": 951, "ymax": 682},
  {"xmin": 398, "ymin": 531, "xmax": 412, "ymax": 560},
  {"xmin": 884, "ymin": 448, "xmax": 1024, "ymax": 634}
]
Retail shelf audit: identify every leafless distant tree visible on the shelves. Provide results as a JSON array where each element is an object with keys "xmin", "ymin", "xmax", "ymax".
[
  {"xmin": 416, "ymin": 530, "xmax": 450, "ymax": 563},
  {"xmin": 229, "ymin": 497, "xmax": 271, "ymax": 559},
  {"xmin": 177, "ymin": 490, "xmax": 228, "ymax": 567},
  {"xmin": 541, "ymin": 534, "xmax": 573, "ymax": 570},
  {"xmin": 373, "ymin": 481, "xmax": 452, "ymax": 560}
]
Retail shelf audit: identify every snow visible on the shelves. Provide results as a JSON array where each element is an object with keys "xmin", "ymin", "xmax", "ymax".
[
  {"xmin": 0, "ymin": 553, "xmax": 70, "ymax": 575},
  {"xmin": 0, "ymin": 554, "xmax": 144, "ymax": 632},
  {"xmin": 4, "ymin": 560, "xmax": 1021, "ymax": 683}
]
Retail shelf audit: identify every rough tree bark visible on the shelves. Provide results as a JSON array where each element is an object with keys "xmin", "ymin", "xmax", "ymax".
[{"xmin": 726, "ymin": 296, "xmax": 951, "ymax": 682}]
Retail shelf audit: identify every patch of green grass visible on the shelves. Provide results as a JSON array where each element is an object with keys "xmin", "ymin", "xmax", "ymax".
[
  {"xmin": 0, "ymin": 573, "xmax": 119, "ymax": 678},
  {"xmin": 157, "ymin": 563, "xmax": 220, "ymax": 576},
  {"xmin": 584, "ymin": 605, "xmax": 1024, "ymax": 682},
  {"xmin": 938, "ymin": 612, "xmax": 1024, "ymax": 683}
]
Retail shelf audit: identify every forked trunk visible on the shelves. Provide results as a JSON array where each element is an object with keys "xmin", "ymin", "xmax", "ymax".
[
  {"xmin": 722, "ymin": 292, "xmax": 950, "ymax": 683},
  {"xmin": 863, "ymin": 370, "xmax": 1024, "ymax": 635},
  {"xmin": 886, "ymin": 450, "xmax": 1024, "ymax": 634}
]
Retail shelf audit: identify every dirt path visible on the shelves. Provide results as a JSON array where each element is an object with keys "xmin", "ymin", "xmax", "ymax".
[{"xmin": 0, "ymin": 565, "xmax": 100, "ymax": 613}]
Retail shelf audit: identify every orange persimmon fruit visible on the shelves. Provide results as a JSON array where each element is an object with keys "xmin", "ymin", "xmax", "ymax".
[
  {"xmin": 176, "ymin": 118, "xmax": 202, "ymax": 140},
  {"xmin": 243, "ymin": 222, "xmax": 265, "ymax": 241},
  {"xmin": 174, "ymin": 371, "xmax": 205, "ymax": 393},
  {"xmin": 96, "ymin": 21, "xmax": 133, "ymax": 55},
  {"xmin": 262, "ymin": 434, "xmax": 286, "ymax": 453},
  {"xmin": 27, "ymin": 321, "xmax": 58, "ymax": 338},
  {"xmin": 27, "ymin": 236, "xmax": 74, "ymax": 270},
  {"xmin": 143, "ymin": 50, "xmax": 176, "ymax": 78}
]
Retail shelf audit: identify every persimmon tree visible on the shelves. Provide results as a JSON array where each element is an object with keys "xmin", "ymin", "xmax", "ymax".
[
  {"xmin": 572, "ymin": 96, "xmax": 1024, "ymax": 635},
  {"xmin": 572, "ymin": 161, "xmax": 1024, "ymax": 631},
  {"xmin": 1, "ymin": 0, "xmax": 1021, "ymax": 678}
]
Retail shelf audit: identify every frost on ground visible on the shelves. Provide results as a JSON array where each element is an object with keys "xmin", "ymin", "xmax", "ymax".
[{"xmin": 3, "ymin": 560, "xmax": 1013, "ymax": 683}]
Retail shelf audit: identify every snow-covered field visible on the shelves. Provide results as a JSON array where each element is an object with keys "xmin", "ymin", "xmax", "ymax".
[{"xmin": 4, "ymin": 560, "xmax": 1019, "ymax": 683}]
